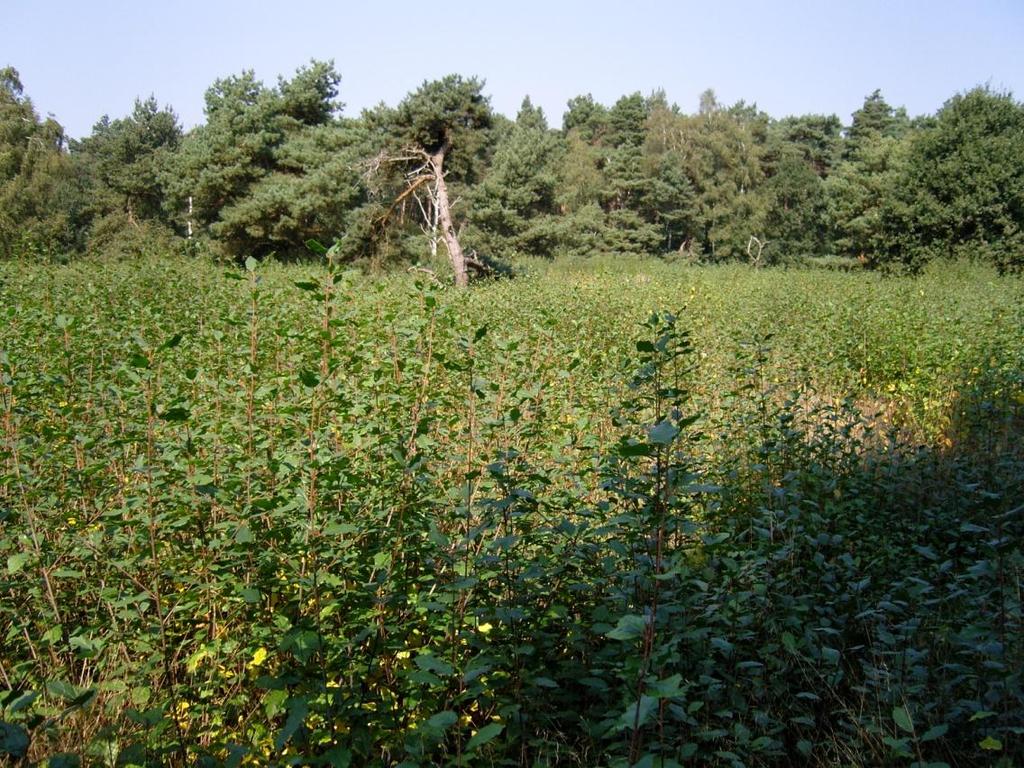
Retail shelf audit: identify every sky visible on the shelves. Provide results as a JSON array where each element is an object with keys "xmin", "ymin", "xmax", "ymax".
[{"xmin": 5, "ymin": 0, "xmax": 1023, "ymax": 139}]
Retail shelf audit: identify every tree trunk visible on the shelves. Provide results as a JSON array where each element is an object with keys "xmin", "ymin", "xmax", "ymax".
[{"xmin": 429, "ymin": 146, "xmax": 469, "ymax": 288}]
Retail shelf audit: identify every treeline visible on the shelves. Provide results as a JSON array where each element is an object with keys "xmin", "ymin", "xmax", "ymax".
[{"xmin": 2, "ymin": 61, "xmax": 1023, "ymax": 273}]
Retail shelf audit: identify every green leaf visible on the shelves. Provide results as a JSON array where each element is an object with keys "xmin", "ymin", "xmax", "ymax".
[
  {"xmin": 711, "ymin": 636, "xmax": 734, "ymax": 655},
  {"xmin": 414, "ymin": 654, "xmax": 454, "ymax": 677},
  {"xmin": 225, "ymin": 744, "xmax": 249, "ymax": 768},
  {"xmin": 0, "ymin": 722, "xmax": 29, "ymax": 758},
  {"xmin": 130, "ymin": 687, "xmax": 151, "ymax": 706},
  {"xmin": 274, "ymin": 698, "xmax": 308, "ymax": 749},
  {"xmin": 649, "ymin": 673, "xmax": 684, "ymax": 698},
  {"xmin": 299, "ymin": 370, "xmax": 320, "ymax": 388},
  {"xmin": 264, "ymin": 689, "xmax": 288, "ymax": 718},
  {"xmin": 606, "ymin": 614, "xmax": 646, "ymax": 641},
  {"xmin": 473, "ymin": 325, "xmax": 489, "ymax": 343},
  {"xmin": 69, "ymin": 636, "xmax": 101, "ymax": 662},
  {"xmin": 46, "ymin": 680, "xmax": 80, "ymax": 702},
  {"xmin": 893, "ymin": 705, "xmax": 914, "ymax": 734},
  {"xmin": 9, "ymin": 691, "xmax": 38, "ymax": 713},
  {"xmin": 883, "ymin": 736, "xmax": 912, "ymax": 758},
  {"xmin": 6, "ymin": 552, "xmax": 29, "ymax": 574},
  {"xmin": 425, "ymin": 710, "xmax": 458, "ymax": 731},
  {"xmin": 959, "ymin": 522, "xmax": 988, "ymax": 533},
  {"xmin": 321, "ymin": 746, "xmax": 351, "ymax": 768},
  {"xmin": 979, "ymin": 736, "xmax": 1002, "ymax": 751},
  {"xmin": 648, "ymin": 420, "xmax": 679, "ymax": 445},
  {"xmin": 750, "ymin": 735, "xmax": 777, "ymax": 751},
  {"xmin": 305, "ymin": 239, "xmax": 328, "ymax": 255},
  {"xmin": 159, "ymin": 407, "xmax": 190, "ymax": 422},
  {"xmin": 920, "ymin": 723, "xmax": 948, "ymax": 742},
  {"xmin": 245, "ymin": 256, "xmax": 259, "ymax": 272},
  {"xmin": 683, "ymin": 483, "xmax": 723, "ymax": 494},
  {"xmin": 465, "ymin": 722, "xmax": 503, "ymax": 752},
  {"xmin": 293, "ymin": 281, "xmax": 320, "ymax": 292},
  {"xmin": 617, "ymin": 438, "xmax": 652, "ymax": 457},
  {"xmin": 615, "ymin": 695, "xmax": 657, "ymax": 732},
  {"xmin": 280, "ymin": 629, "xmax": 320, "ymax": 664},
  {"xmin": 159, "ymin": 332, "xmax": 183, "ymax": 350},
  {"xmin": 701, "ymin": 532, "xmax": 730, "ymax": 546},
  {"xmin": 47, "ymin": 754, "xmax": 81, "ymax": 768}
]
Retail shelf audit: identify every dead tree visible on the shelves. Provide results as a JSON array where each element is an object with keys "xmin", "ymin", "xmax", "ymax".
[
  {"xmin": 413, "ymin": 177, "xmax": 441, "ymax": 260},
  {"xmin": 365, "ymin": 142, "xmax": 471, "ymax": 288}
]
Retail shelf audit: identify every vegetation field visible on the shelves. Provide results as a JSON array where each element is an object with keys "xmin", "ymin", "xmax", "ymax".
[{"xmin": 1, "ymin": 257, "xmax": 1022, "ymax": 767}]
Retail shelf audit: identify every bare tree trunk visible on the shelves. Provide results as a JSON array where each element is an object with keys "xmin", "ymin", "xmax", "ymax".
[
  {"xmin": 429, "ymin": 146, "xmax": 469, "ymax": 288},
  {"xmin": 413, "ymin": 181, "xmax": 441, "ymax": 259},
  {"xmin": 427, "ymin": 190, "xmax": 440, "ymax": 260}
]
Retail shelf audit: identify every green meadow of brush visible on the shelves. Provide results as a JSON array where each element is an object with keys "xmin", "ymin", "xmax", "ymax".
[{"xmin": 1, "ymin": 256, "xmax": 1022, "ymax": 767}]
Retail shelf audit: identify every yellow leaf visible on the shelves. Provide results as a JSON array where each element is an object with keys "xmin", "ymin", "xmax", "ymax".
[
  {"xmin": 186, "ymin": 648, "xmax": 208, "ymax": 673},
  {"xmin": 478, "ymin": 622, "xmax": 493, "ymax": 635},
  {"xmin": 249, "ymin": 647, "xmax": 268, "ymax": 668}
]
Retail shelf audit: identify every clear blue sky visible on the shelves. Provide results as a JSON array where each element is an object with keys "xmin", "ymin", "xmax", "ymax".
[{"xmin": 6, "ymin": 0, "xmax": 1023, "ymax": 138}]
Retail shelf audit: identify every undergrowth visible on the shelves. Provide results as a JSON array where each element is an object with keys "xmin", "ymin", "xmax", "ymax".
[{"xmin": 0, "ymin": 256, "xmax": 1021, "ymax": 766}]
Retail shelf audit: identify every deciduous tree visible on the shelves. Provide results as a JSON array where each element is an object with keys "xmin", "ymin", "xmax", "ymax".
[
  {"xmin": 879, "ymin": 87, "xmax": 1024, "ymax": 272},
  {"xmin": 0, "ymin": 67, "xmax": 85, "ymax": 259}
]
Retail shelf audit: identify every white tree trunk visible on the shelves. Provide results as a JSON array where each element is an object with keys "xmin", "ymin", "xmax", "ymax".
[{"xmin": 429, "ymin": 147, "xmax": 469, "ymax": 288}]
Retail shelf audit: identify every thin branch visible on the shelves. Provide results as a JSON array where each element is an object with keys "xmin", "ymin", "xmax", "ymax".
[
  {"xmin": 371, "ymin": 174, "xmax": 435, "ymax": 233},
  {"xmin": 407, "ymin": 265, "xmax": 443, "ymax": 286},
  {"xmin": 362, "ymin": 147, "xmax": 430, "ymax": 182}
]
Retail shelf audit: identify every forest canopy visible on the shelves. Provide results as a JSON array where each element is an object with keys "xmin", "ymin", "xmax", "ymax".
[{"xmin": 2, "ymin": 61, "xmax": 1023, "ymax": 276}]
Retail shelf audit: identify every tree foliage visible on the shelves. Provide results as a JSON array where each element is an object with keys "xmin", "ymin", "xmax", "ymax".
[
  {"xmin": 70, "ymin": 97, "xmax": 182, "ymax": 255},
  {"xmin": 880, "ymin": 87, "xmax": 1024, "ymax": 272},
  {"xmin": 163, "ymin": 60, "xmax": 364, "ymax": 261},
  {"xmin": 1, "ymin": 65, "xmax": 1022, "ymax": 274},
  {"xmin": 0, "ymin": 67, "xmax": 84, "ymax": 259},
  {"xmin": 74, "ymin": 97, "xmax": 181, "ymax": 223},
  {"xmin": 355, "ymin": 75, "xmax": 494, "ymax": 283},
  {"xmin": 467, "ymin": 97, "xmax": 563, "ymax": 260}
]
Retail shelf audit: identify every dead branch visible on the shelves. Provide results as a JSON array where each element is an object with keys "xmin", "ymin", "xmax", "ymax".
[
  {"xmin": 747, "ymin": 235, "xmax": 769, "ymax": 268},
  {"xmin": 374, "ymin": 175, "xmax": 434, "ymax": 228},
  {"xmin": 407, "ymin": 265, "xmax": 442, "ymax": 286},
  {"xmin": 362, "ymin": 147, "xmax": 431, "ymax": 182},
  {"xmin": 465, "ymin": 249, "xmax": 495, "ymax": 275}
]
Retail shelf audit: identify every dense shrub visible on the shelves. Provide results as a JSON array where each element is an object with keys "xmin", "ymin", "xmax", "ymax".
[{"xmin": 1, "ymin": 258, "xmax": 1021, "ymax": 766}]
